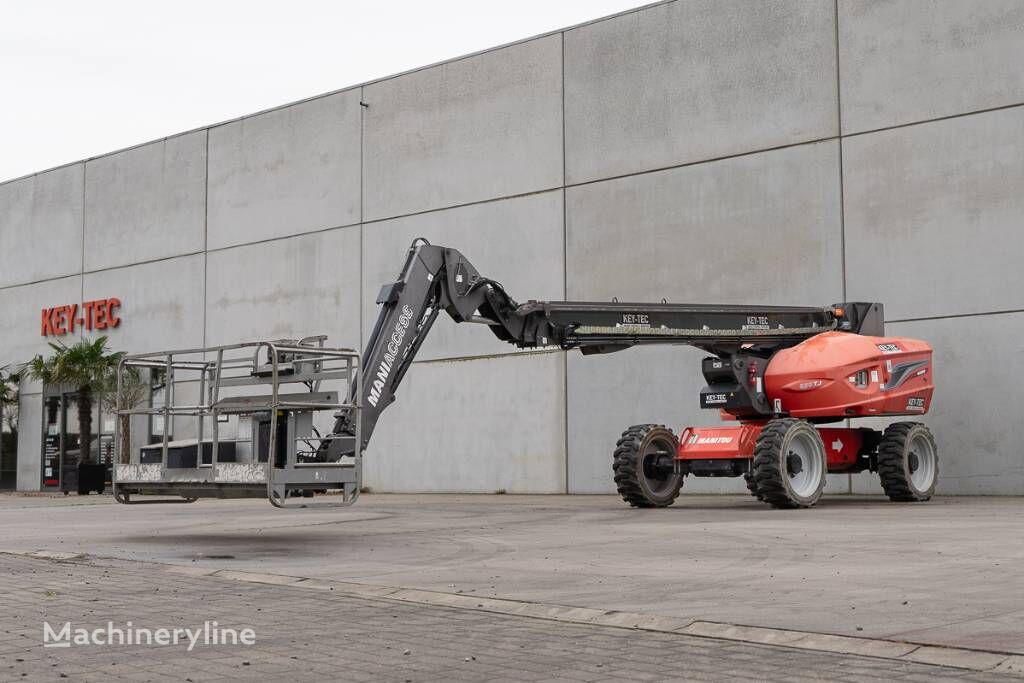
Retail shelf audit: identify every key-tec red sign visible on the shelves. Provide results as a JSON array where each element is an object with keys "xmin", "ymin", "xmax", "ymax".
[{"xmin": 41, "ymin": 298, "xmax": 122, "ymax": 337}]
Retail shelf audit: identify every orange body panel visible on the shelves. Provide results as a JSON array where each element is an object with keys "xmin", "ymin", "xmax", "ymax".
[
  {"xmin": 816, "ymin": 427, "xmax": 865, "ymax": 469},
  {"xmin": 677, "ymin": 424, "xmax": 867, "ymax": 470},
  {"xmin": 764, "ymin": 331, "xmax": 934, "ymax": 419},
  {"xmin": 677, "ymin": 425, "xmax": 762, "ymax": 460}
]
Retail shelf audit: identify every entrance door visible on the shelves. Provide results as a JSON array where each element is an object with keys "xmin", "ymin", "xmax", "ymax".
[
  {"xmin": 41, "ymin": 392, "xmax": 113, "ymax": 491},
  {"xmin": 41, "ymin": 395, "xmax": 62, "ymax": 489}
]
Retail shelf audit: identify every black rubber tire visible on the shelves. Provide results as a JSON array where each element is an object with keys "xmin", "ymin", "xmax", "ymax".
[
  {"xmin": 744, "ymin": 472, "xmax": 763, "ymax": 501},
  {"xmin": 877, "ymin": 422, "xmax": 938, "ymax": 502},
  {"xmin": 613, "ymin": 424, "xmax": 683, "ymax": 508},
  {"xmin": 751, "ymin": 418, "xmax": 827, "ymax": 509}
]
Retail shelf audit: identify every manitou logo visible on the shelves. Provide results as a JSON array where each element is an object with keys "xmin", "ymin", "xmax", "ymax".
[
  {"xmin": 368, "ymin": 305, "xmax": 414, "ymax": 408},
  {"xmin": 688, "ymin": 435, "xmax": 733, "ymax": 445}
]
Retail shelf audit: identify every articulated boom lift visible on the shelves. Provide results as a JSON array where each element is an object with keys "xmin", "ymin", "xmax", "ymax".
[
  {"xmin": 114, "ymin": 239, "xmax": 936, "ymax": 509},
  {"xmin": 318, "ymin": 239, "xmax": 937, "ymax": 509}
]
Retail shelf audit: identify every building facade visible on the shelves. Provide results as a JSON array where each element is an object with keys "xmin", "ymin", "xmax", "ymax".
[{"xmin": 2, "ymin": 0, "xmax": 1023, "ymax": 495}]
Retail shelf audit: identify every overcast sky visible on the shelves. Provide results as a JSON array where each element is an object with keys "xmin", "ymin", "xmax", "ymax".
[{"xmin": 1, "ymin": 0, "xmax": 646, "ymax": 183}]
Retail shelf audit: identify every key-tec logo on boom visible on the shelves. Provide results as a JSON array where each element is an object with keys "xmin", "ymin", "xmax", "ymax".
[
  {"xmin": 41, "ymin": 298, "xmax": 122, "ymax": 337},
  {"xmin": 368, "ymin": 305, "xmax": 414, "ymax": 408}
]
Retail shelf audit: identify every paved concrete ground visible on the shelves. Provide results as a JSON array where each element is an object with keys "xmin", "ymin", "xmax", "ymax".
[
  {"xmin": 0, "ymin": 493, "xmax": 1022, "ymax": 677},
  {"xmin": 0, "ymin": 553, "xmax": 1015, "ymax": 682}
]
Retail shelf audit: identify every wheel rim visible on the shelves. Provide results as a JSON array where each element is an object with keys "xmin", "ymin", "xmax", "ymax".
[
  {"xmin": 640, "ymin": 435, "xmax": 677, "ymax": 496},
  {"xmin": 908, "ymin": 432, "xmax": 937, "ymax": 491},
  {"xmin": 785, "ymin": 431, "xmax": 823, "ymax": 498}
]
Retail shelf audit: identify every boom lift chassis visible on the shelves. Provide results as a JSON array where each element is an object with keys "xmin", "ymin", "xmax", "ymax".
[{"xmin": 116, "ymin": 239, "xmax": 938, "ymax": 509}]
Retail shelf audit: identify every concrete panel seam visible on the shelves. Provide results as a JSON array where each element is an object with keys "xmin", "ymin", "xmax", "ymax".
[
  {"xmin": 887, "ymin": 308, "xmax": 1024, "ymax": 324},
  {"xmin": 560, "ymin": 31, "xmax": 569, "ymax": 494},
  {"xmin": 0, "ymin": 273, "xmax": 81, "ymax": 297},
  {"xmin": 79, "ymin": 161, "xmax": 86, "ymax": 337},
  {"xmin": 359, "ymin": 84, "xmax": 365, "ymax": 347},
  {"xmin": 364, "ymin": 181, "xmax": 566, "ymax": 226},
  {"xmin": 205, "ymin": 223, "xmax": 361, "ymax": 256},
  {"xmin": 409, "ymin": 349, "xmax": 562, "ymax": 366},
  {"xmin": 0, "ymin": 251, "xmax": 208, "ymax": 292},
  {"xmin": 202, "ymin": 129, "xmax": 210, "ymax": 347},
  {"xmin": 564, "ymin": 135, "xmax": 840, "ymax": 193},
  {"xmin": 835, "ymin": 0, "xmax": 851, "ymax": 498},
  {"xmin": 834, "ymin": 0, "xmax": 847, "ymax": 303},
  {"xmin": 843, "ymin": 100, "xmax": 1024, "ymax": 139}
]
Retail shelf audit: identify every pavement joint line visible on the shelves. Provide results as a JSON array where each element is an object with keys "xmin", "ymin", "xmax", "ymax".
[{"xmin": 8, "ymin": 549, "xmax": 1022, "ymax": 678}]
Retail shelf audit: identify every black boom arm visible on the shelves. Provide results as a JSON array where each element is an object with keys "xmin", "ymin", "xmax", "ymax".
[{"xmin": 320, "ymin": 239, "xmax": 882, "ymax": 459}]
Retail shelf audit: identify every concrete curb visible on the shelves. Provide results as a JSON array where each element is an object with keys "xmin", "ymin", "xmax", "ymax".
[{"xmin": 14, "ymin": 551, "xmax": 1024, "ymax": 677}]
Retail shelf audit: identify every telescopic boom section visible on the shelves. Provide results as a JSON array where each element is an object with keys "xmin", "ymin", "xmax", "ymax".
[{"xmin": 320, "ymin": 239, "xmax": 881, "ymax": 459}]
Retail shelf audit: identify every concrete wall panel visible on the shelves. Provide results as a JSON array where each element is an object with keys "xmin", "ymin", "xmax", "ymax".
[
  {"xmin": 0, "ymin": 276, "xmax": 82, "ymax": 368},
  {"xmin": 851, "ymin": 313, "xmax": 1024, "ymax": 495},
  {"xmin": 84, "ymin": 132, "xmax": 207, "ymax": 271},
  {"xmin": 207, "ymin": 90, "xmax": 361, "ymax": 250},
  {"xmin": 15, "ymin": 392, "xmax": 41, "ymax": 492},
  {"xmin": 205, "ymin": 227, "xmax": 361, "ymax": 349},
  {"xmin": 82, "ymin": 254, "xmax": 205, "ymax": 353},
  {"xmin": 564, "ymin": 0, "xmax": 838, "ymax": 183},
  {"xmin": 566, "ymin": 141, "xmax": 843, "ymax": 305},
  {"xmin": 838, "ymin": 0, "xmax": 1024, "ymax": 134},
  {"xmin": 361, "ymin": 191, "xmax": 564, "ymax": 361},
  {"xmin": 363, "ymin": 35, "xmax": 563, "ymax": 220},
  {"xmin": 844, "ymin": 107, "xmax": 1024, "ymax": 321},
  {"xmin": 0, "ymin": 165, "xmax": 83, "ymax": 288},
  {"xmin": 363, "ymin": 352, "xmax": 565, "ymax": 493}
]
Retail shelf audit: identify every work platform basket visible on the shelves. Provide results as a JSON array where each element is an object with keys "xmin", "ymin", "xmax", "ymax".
[{"xmin": 112, "ymin": 335, "xmax": 362, "ymax": 509}]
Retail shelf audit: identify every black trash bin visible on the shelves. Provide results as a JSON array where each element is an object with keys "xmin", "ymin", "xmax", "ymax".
[{"xmin": 76, "ymin": 463, "xmax": 106, "ymax": 495}]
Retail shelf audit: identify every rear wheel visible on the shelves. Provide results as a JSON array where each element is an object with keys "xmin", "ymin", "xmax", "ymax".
[
  {"xmin": 751, "ymin": 419, "xmax": 827, "ymax": 509},
  {"xmin": 613, "ymin": 424, "xmax": 682, "ymax": 508},
  {"xmin": 877, "ymin": 422, "xmax": 938, "ymax": 501}
]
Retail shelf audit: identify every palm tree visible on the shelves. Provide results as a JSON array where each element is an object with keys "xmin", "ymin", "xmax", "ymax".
[{"xmin": 26, "ymin": 337, "xmax": 125, "ymax": 465}]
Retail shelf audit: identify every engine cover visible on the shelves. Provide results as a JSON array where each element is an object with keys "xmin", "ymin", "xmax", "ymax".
[{"xmin": 764, "ymin": 331, "xmax": 933, "ymax": 419}]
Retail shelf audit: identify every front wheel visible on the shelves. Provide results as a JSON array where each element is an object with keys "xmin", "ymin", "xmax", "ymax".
[
  {"xmin": 613, "ymin": 424, "xmax": 682, "ymax": 508},
  {"xmin": 751, "ymin": 419, "xmax": 827, "ymax": 509}
]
